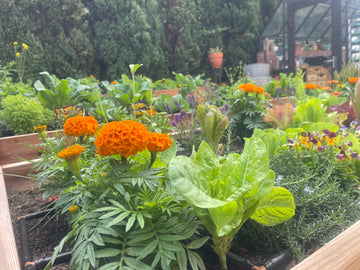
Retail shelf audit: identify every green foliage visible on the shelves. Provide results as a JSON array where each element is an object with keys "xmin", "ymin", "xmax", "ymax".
[
  {"xmin": 229, "ymin": 90, "xmax": 269, "ymax": 140},
  {"xmin": 292, "ymin": 97, "xmax": 336, "ymax": 126},
  {"xmin": 169, "ymin": 139, "xmax": 295, "ymax": 270},
  {"xmin": 0, "ymin": 94, "xmax": 53, "ymax": 134},
  {"xmin": 0, "ymin": 0, "xmax": 279, "ymax": 81},
  {"xmin": 197, "ymin": 103, "xmax": 229, "ymax": 152},
  {"xmin": 236, "ymin": 145, "xmax": 360, "ymax": 261},
  {"xmin": 154, "ymin": 94, "xmax": 188, "ymax": 114},
  {"xmin": 34, "ymin": 72, "xmax": 95, "ymax": 112},
  {"xmin": 33, "ymin": 125, "xmax": 207, "ymax": 270},
  {"xmin": 264, "ymin": 73, "xmax": 297, "ymax": 98},
  {"xmin": 333, "ymin": 60, "xmax": 360, "ymax": 83},
  {"xmin": 346, "ymin": 82, "xmax": 360, "ymax": 120}
]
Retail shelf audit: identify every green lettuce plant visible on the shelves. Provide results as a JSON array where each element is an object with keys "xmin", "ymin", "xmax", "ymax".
[{"xmin": 169, "ymin": 138, "xmax": 295, "ymax": 270}]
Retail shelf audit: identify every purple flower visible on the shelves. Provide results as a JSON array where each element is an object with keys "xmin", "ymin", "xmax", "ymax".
[
  {"xmin": 174, "ymin": 99, "xmax": 179, "ymax": 108},
  {"xmin": 180, "ymin": 109, "xmax": 187, "ymax": 119},
  {"xmin": 348, "ymin": 141, "xmax": 353, "ymax": 147},
  {"xmin": 322, "ymin": 129, "xmax": 330, "ymax": 134},
  {"xmin": 175, "ymin": 114, "xmax": 181, "ymax": 123},
  {"xmin": 165, "ymin": 102, "xmax": 171, "ymax": 113},
  {"xmin": 171, "ymin": 121, "xmax": 177, "ymax": 127},
  {"xmin": 351, "ymin": 152, "xmax": 359, "ymax": 159},
  {"xmin": 317, "ymin": 145, "xmax": 325, "ymax": 151},
  {"xmin": 336, "ymin": 154, "xmax": 344, "ymax": 161}
]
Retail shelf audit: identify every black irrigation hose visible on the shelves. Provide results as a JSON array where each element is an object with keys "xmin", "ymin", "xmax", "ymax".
[
  {"xmin": 264, "ymin": 249, "xmax": 293, "ymax": 270},
  {"xmin": 18, "ymin": 208, "xmax": 71, "ymax": 270},
  {"xmin": 34, "ymin": 251, "xmax": 72, "ymax": 270}
]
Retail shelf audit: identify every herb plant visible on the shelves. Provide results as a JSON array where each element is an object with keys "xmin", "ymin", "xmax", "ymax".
[{"xmin": 0, "ymin": 94, "xmax": 53, "ymax": 134}]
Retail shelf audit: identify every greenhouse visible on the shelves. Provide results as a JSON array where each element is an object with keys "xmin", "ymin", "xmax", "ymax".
[{"xmin": 259, "ymin": 0, "xmax": 360, "ymax": 77}]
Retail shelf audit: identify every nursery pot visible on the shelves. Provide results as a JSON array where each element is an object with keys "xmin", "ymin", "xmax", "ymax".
[{"xmin": 208, "ymin": 52, "xmax": 223, "ymax": 69}]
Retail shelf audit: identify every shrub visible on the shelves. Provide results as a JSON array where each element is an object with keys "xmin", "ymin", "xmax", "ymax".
[{"xmin": 0, "ymin": 94, "xmax": 53, "ymax": 134}]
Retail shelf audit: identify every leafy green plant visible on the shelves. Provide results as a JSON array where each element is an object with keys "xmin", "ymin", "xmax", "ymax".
[
  {"xmin": 174, "ymin": 72, "xmax": 204, "ymax": 98},
  {"xmin": 264, "ymin": 72, "xmax": 297, "ymax": 98},
  {"xmin": 0, "ymin": 94, "xmax": 53, "ymax": 134},
  {"xmin": 169, "ymin": 138, "xmax": 295, "ymax": 270},
  {"xmin": 33, "ymin": 118, "xmax": 207, "ymax": 270},
  {"xmin": 229, "ymin": 87, "xmax": 269, "ymax": 140},
  {"xmin": 196, "ymin": 103, "xmax": 228, "ymax": 152},
  {"xmin": 154, "ymin": 94, "xmax": 188, "ymax": 114},
  {"xmin": 34, "ymin": 72, "xmax": 94, "ymax": 111},
  {"xmin": 292, "ymin": 97, "xmax": 336, "ymax": 126},
  {"xmin": 236, "ymin": 142, "xmax": 360, "ymax": 261},
  {"xmin": 264, "ymin": 103, "xmax": 294, "ymax": 130}
]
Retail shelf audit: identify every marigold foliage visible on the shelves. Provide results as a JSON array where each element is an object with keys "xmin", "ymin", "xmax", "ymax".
[
  {"xmin": 94, "ymin": 120, "xmax": 150, "ymax": 158},
  {"xmin": 147, "ymin": 133, "xmax": 172, "ymax": 152},
  {"xmin": 238, "ymin": 83, "xmax": 264, "ymax": 94},
  {"xmin": 57, "ymin": 144, "xmax": 85, "ymax": 160},
  {"xmin": 63, "ymin": 116, "xmax": 98, "ymax": 137}
]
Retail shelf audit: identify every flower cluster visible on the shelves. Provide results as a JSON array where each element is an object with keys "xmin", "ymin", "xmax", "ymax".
[
  {"xmin": 305, "ymin": 83, "xmax": 321, "ymax": 90},
  {"xmin": 56, "ymin": 106, "xmax": 83, "ymax": 121},
  {"xmin": 238, "ymin": 83, "xmax": 264, "ymax": 94},
  {"xmin": 348, "ymin": 77, "xmax": 359, "ymax": 84},
  {"xmin": 34, "ymin": 125, "xmax": 47, "ymax": 132},
  {"xmin": 288, "ymin": 129, "xmax": 359, "ymax": 161},
  {"xmin": 64, "ymin": 116, "xmax": 98, "ymax": 137},
  {"xmin": 94, "ymin": 120, "xmax": 150, "ymax": 158},
  {"xmin": 58, "ymin": 144, "xmax": 85, "ymax": 160},
  {"xmin": 188, "ymin": 91, "xmax": 204, "ymax": 108},
  {"xmin": 131, "ymin": 103, "xmax": 156, "ymax": 116},
  {"xmin": 147, "ymin": 133, "xmax": 172, "ymax": 152},
  {"xmin": 94, "ymin": 120, "xmax": 173, "ymax": 158}
]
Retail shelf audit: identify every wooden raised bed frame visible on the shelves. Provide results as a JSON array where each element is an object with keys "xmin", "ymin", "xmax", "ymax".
[{"xmin": 2, "ymin": 131, "xmax": 360, "ymax": 269}]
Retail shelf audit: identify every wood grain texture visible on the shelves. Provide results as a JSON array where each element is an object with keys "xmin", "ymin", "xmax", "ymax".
[
  {"xmin": 0, "ymin": 166, "xmax": 21, "ymax": 270},
  {"xmin": 292, "ymin": 220, "xmax": 360, "ymax": 269}
]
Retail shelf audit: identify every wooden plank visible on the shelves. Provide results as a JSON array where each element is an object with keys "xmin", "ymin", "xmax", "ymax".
[
  {"xmin": 2, "ymin": 160, "xmax": 40, "ymax": 191},
  {"xmin": 0, "ymin": 130, "xmax": 64, "ymax": 166},
  {"xmin": 0, "ymin": 166, "xmax": 21, "ymax": 270},
  {"xmin": 292, "ymin": 220, "xmax": 360, "ymax": 269}
]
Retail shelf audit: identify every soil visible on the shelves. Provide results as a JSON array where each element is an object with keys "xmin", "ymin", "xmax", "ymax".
[
  {"xmin": 8, "ymin": 189, "xmax": 70, "ymax": 270},
  {"xmin": 7, "ymin": 188, "xmax": 296, "ymax": 270}
]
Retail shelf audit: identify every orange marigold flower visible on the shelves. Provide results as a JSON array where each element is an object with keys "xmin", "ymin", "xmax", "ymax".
[
  {"xmin": 94, "ymin": 120, "xmax": 150, "ymax": 158},
  {"xmin": 34, "ymin": 125, "xmax": 47, "ymax": 132},
  {"xmin": 305, "ymin": 83, "xmax": 319, "ymax": 90},
  {"xmin": 349, "ymin": 77, "xmax": 359, "ymax": 84},
  {"xmin": 327, "ymin": 80, "xmax": 338, "ymax": 84},
  {"xmin": 69, "ymin": 205, "xmax": 79, "ymax": 214},
  {"xmin": 111, "ymin": 81, "xmax": 117, "ymax": 85},
  {"xmin": 146, "ymin": 109, "xmax": 156, "ymax": 115},
  {"xmin": 57, "ymin": 144, "xmax": 85, "ymax": 160},
  {"xmin": 147, "ymin": 133, "xmax": 172, "ymax": 152},
  {"xmin": 238, "ymin": 83, "xmax": 264, "ymax": 94},
  {"xmin": 331, "ymin": 91, "xmax": 343, "ymax": 96},
  {"xmin": 64, "ymin": 116, "xmax": 98, "ymax": 137}
]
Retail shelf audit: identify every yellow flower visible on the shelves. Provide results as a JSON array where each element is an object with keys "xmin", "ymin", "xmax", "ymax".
[
  {"xmin": 69, "ymin": 205, "xmax": 79, "ymax": 215},
  {"xmin": 22, "ymin": 43, "xmax": 29, "ymax": 50},
  {"xmin": 16, "ymin": 52, "xmax": 20, "ymax": 57},
  {"xmin": 13, "ymin": 41, "xmax": 18, "ymax": 46},
  {"xmin": 34, "ymin": 125, "xmax": 47, "ymax": 142},
  {"xmin": 58, "ymin": 144, "xmax": 85, "ymax": 179},
  {"xmin": 58, "ymin": 144, "xmax": 85, "ymax": 160}
]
